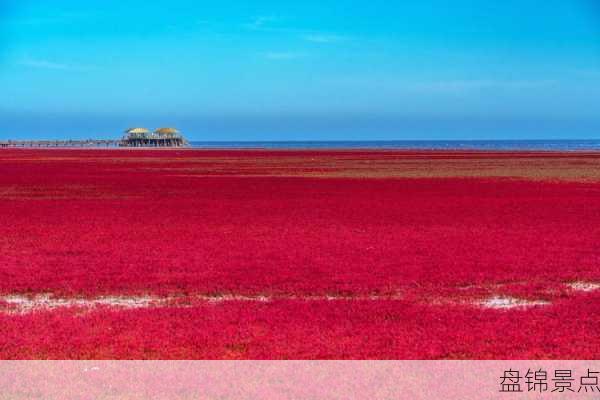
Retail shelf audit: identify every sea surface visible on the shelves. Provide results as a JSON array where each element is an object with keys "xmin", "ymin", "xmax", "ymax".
[{"xmin": 189, "ymin": 139, "xmax": 600, "ymax": 151}]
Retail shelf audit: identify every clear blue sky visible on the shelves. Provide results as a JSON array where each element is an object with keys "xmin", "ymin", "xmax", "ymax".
[{"xmin": 1, "ymin": 0, "xmax": 599, "ymax": 140}]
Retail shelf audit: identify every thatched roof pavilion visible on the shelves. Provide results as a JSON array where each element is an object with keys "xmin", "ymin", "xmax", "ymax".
[
  {"xmin": 120, "ymin": 127, "xmax": 188, "ymax": 147},
  {"xmin": 124, "ymin": 127, "xmax": 151, "ymax": 139},
  {"xmin": 126, "ymin": 127, "xmax": 150, "ymax": 134},
  {"xmin": 154, "ymin": 127, "xmax": 181, "ymax": 138}
]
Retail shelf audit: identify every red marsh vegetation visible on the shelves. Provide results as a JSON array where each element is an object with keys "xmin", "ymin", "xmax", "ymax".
[{"xmin": 1, "ymin": 149, "xmax": 600, "ymax": 358}]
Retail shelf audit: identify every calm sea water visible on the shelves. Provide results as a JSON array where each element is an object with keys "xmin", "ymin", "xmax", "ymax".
[{"xmin": 189, "ymin": 140, "xmax": 600, "ymax": 151}]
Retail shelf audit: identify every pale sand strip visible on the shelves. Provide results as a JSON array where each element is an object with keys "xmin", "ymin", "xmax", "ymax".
[{"xmin": 1, "ymin": 281, "xmax": 598, "ymax": 314}]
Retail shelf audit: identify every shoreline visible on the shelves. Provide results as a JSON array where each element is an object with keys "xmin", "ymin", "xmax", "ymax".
[{"xmin": 2, "ymin": 146, "xmax": 600, "ymax": 154}]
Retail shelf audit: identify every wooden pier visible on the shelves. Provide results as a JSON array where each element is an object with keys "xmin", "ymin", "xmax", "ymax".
[
  {"xmin": 120, "ymin": 127, "xmax": 188, "ymax": 147},
  {"xmin": 118, "ymin": 137, "xmax": 187, "ymax": 147},
  {"xmin": 0, "ymin": 139, "xmax": 120, "ymax": 148},
  {"xmin": 1, "ymin": 127, "xmax": 189, "ymax": 148}
]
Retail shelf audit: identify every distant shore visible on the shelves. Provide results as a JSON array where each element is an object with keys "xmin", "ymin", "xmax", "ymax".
[{"xmin": 3, "ymin": 139, "xmax": 600, "ymax": 151}]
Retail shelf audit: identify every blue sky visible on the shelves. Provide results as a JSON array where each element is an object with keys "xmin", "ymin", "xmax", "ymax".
[{"xmin": 1, "ymin": 0, "xmax": 599, "ymax": 140}]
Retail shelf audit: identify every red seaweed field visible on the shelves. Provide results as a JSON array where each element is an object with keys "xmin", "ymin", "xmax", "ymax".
[{"xmin": 1, "ymin": 148, "xmax": 600, "ymax": 359}]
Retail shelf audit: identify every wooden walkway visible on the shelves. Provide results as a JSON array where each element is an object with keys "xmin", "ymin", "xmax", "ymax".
[
  {"xmin": 0, "ymin": 140, "xmax": 120, "ymax": 148},
  {"xmin": 0, "ymin": 139, "xmax": 188, "ymax": 148}
]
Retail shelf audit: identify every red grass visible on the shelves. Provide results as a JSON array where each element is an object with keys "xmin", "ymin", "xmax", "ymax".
[{"xmin": 1, "ymin": 149, "xmax": 600, "ymax": 359}]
